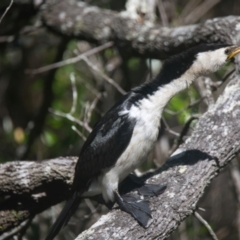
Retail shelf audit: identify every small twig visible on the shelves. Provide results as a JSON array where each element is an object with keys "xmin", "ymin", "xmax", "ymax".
[
  {"xmin": 177, "ymin": 116, "xmax": 198, "ymax": 144},
  {"xmin": 170, "ymin": 116, "xmax": 199, "ymax": 153},
  {"xmin": 180, "ymin": 0, "xmax": 201, "ymax": 19},
  {"xmin": 49, "ymin": 109, "xmax": 92, "ymax": 133},
  {"xmin": 230, "ymin": 157, "xmax": 240, "ymax": 239},
  {"xmin": 184, "ymin": 0, "xmax": 221, "ymax": 24},
  {"xmin": 69, "ymin": 73, "xmax": 78, "ymax": 115},
  {"xmin": 196, "ymin": 77, "xmax": 215, "ymax": 107},
  {"xmin": 164, "ymin": 97, "xmax": 204, "ymax": 116},
  {"xmin": 230, "ymin": 158, "xmax": 240, "ymax": 202},
  {"xmin": 50, "ymin": 72, "xmax": 101, "ymax": 140},
  {"xmin": 162, "ymin": 117, "xmax": 180, "ymax": 137},
  {"xmin": 194, "ymin": 70, "xmax": 234, "ymax": 109},
  {"xmin": 213, "ymin": 69, "xmax": 235, "ymax": 91},
  {"xmin": 26, "ymin": 41, "xmax": 114, "ymax": 74},
  {"xmin": 84, "ymin": 199, "xmax": 100, "ymax": 220},
  {"xmin": 82, "ymin": 56, "xmax": 126, "ymax": 95},
  {"xmin": 78, "ymin": 77, "xmax": 102, "ymax": 98},
  {"xmin": 149, "ymin": 59, "xmax": 152, "ymax": 80},
  {"xmin": 0, "ymin": 217, "xmax": 32, "ymax": 240},
  {"xmin": 17, "ymin": 217, "xmax": 34, "ymax": 239},
  {"xmin": 86, "ymin": 93, "xmax": 102, "ymax": 123},
  {"xmin": 0, "ymin": 0, "xmax": 13, "ymax": 24},
  {"xmin": 194, "ymin": 211, "xmax": 219, "ymax": 240},
  {"xmin": 197, "ymin": 207, "xmax": 206, "ymax": 212},
  {"xmin": 0, "ymin": 35, "xmax": 14, "ymax": 43},
  {"xmin": 72, "ymin": 126, "xmax": 87, "ymax": 141},
  {"xmin": 157, "ymin": 0, "xmax": 169, "ymax": 27}
]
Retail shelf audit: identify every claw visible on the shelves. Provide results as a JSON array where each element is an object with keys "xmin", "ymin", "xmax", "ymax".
[{"xmin": 115, "ymin": 191, "xmax": 151, "ymax": 228}]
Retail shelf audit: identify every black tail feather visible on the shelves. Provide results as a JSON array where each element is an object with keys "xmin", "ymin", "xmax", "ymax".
[{"xmin": 45, "ymin": 191, "xmax": 82, "ymax": 240}]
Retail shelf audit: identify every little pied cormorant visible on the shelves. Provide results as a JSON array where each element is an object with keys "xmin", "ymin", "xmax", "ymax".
[{"xmin": 45, "ymin": 44, "xmax": 240, "ymax": 240}]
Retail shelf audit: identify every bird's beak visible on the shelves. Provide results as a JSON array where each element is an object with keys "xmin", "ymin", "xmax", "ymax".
[{"xmin": 227, "ymin": 46, "xmax": 240, "ymax": 61}]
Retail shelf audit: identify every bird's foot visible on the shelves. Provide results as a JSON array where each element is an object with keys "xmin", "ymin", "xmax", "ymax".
[
  {"xmin": 114, "ymin": 191, "xmax": 151, "ymax": 228},
  {"xmin": 137, "ymin": 184, "xmax": 167, "ymax": 197}
]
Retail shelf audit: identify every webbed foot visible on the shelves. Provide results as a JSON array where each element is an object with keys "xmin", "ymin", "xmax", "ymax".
[
  {"xmin": 137, "ymin": 184, "xmax": 167, "ymax": 196},
  {"xmin": 115, "ymin": 191, "xmax": 151, "ymax": 228}
]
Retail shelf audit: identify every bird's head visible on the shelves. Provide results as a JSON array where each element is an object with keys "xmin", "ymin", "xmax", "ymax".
[
  {"xmin": 159, "ymin": 44, "xmax": 240, "ymax": 85},
  {"xmin": 189, "ymin": 44, "xmax": 240, "ymax": 75}
]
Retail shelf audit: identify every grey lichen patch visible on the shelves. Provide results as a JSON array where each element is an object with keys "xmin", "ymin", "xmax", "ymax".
[
  {"xmin": 178, "ymin": 166, "xmax": 187, "ymax": 174},
  {"xmin": 234, "ymin": 23, "xmax": 240, "ymax": 42},
  {"xmin": 76, "ymin": 1, "xmax": 86, "ymax": 7},
  {"xmin": 93, "ymin": 218, "xmax": 107, "ymax": 229},
  {"xmin": 220, "ymin": 100, "xmax": 240, "ymax": 115},
  {"xmin": 148, "ymin": 32, "xmax": 158, "ymax": 41},
  {"xmin": 83, "ymin": 6, "xmax": 99, "ymax": 15},
  {"xmin": 76, "ymin": 15, "xmax": 81, "ymax": 22},
  {"xmin": 74, "ymin": 29, "xmax": 80, "ymax": 36},
  {"xmin": 221, "ymin": 127, "xmax": 229, "ymax": 137},
  {"xmin": 44, "ymin": 165, "xmax": 51, "ymax": 174},
  {"xmin": 102, "ymin": 27, "xmax": 111, "ymax": 37},
  {"xmin": 179, "ymin": 195, "xmax": 188, "ymax": 202},
  {"xmin": 94, "ymin": 28, "xmax": 107, "ymax": 39},
  {"xmin": 66, "ymin": 21, "xmax": 73, "ymax": 29},
  {"xmin": 166, "ymin": 191, "xmax": 175, "ymax": 198},
  {"xmin": 75, "ymin": 20, "xmax": 84, "ymax": 31},
  {"xmin": 103, "ymin": 18, "xmax": 111, "ymax": 25},
  {"xmin": 60, "ymin": 24, "xmax": 67, "ymax": 32},
  {"xmin": 137, "ymin": 35, "xmax": 145, "ymax": 43},
  {"xmin": 58, "ymin": 11, "xmax": 66, "ymax": 21},
  {"xmin": 76, "ymin": 228, "xmax": 95, "ymax": 240}
]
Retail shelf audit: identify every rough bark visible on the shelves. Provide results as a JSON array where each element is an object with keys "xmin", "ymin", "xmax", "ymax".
[
  {"xmin": 0, "ymin": 157, "xmax": 77, "ymax": 234},
  {"xmin": 41, "ymin": 0, "xmax": 240, "ymax": 58}
]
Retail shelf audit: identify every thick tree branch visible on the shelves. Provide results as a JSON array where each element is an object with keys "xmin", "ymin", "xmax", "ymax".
[
  {"xmin": 41, "ymin": 0, "xmax": 240, "ymax": 58},
  {"xmin": 0, "ymin": 157, "xmax": 77, "ymax": 234},
  {"xmin": 1, "ymin": 71, "xmax": 240, "ymax": 238}
]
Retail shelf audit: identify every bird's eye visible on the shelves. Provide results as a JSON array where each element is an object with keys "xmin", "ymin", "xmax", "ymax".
[{"xmin": 225, "ymin": 49, "xmax": 230, "ymax": 55}]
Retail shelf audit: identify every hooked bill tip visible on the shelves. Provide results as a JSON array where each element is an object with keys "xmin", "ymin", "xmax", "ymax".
[{"xmin": 227, "ymin": 46, "xmax": 240, "ymax": 61}]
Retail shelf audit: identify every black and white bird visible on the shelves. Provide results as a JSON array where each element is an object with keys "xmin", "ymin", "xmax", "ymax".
[{"xmin": 45, "ymin": 44, "xmax": 240, "ymax": 239}]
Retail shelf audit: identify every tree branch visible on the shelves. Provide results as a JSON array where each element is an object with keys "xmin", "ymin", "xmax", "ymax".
[
  {"xmin": 0, "ymin": 0, "xmax": 14, "ymax": 24},
  {"xmin": 0, "ymin": 157, "xmax": 77, "ymax": 234},
  {"xmin": 40, "ymin": 0, "xmax": 240, "ymax": 58}
]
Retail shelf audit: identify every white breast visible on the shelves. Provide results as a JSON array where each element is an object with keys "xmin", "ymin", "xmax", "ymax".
[
  {"xmin": 100, "ymin": 96, "xmax": 162, "ymax": 202},
  {"xmin": 117, "ymin": 104, "xmax": 161, "ymax": 178}
]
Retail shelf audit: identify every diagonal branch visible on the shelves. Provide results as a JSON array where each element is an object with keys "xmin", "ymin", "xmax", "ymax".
[
  {"xmin": 0, "ymin": 0, "xmax": 14, "ymax": 24},
  {"xmin": 26, "ymin": 41, "xmax": 114, "ymax": 74}
]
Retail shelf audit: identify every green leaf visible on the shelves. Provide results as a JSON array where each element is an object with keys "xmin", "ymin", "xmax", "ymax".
[{"xmin": 42, "ymin": 131, "xmax": 57, "ymax": 147}]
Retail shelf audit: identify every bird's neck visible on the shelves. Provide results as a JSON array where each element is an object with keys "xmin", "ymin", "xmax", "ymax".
[{"xmin": 135, "ymin": 72, "xmax": 196, "ymax": 116}]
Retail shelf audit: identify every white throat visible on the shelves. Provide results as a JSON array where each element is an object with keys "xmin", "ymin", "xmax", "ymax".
[{"xmin": 142, "ymin": 73, "xmax": 196, "ymax": 116}]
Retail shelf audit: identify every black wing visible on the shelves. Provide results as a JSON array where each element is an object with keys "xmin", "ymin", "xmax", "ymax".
[
  {"xmin": 72, "ymin": 93, "xmax": 136, "ymax": 191},
  {"xmin": 45, "ymin": 99, "xmax": 136, "ymax": 240}
]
